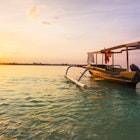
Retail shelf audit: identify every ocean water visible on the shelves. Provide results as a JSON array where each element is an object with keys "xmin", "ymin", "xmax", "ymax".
[{"xmin": 0, "ymin": 65, "xmax": 140, "ymax": 140}]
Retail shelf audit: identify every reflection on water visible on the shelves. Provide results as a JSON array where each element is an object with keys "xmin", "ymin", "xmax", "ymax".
[{"xmin": 0, "ymin": 65, "xmax": 140, "ymax": 140}]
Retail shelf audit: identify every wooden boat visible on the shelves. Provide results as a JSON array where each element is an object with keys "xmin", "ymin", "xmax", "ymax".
[{"xmin": 65, "ymin": 41, "xmax": 140, "ymax": 88}]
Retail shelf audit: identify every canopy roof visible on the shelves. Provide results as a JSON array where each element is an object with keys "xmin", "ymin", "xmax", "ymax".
[
  {"xmin": 87, "ymin": 41, "xmax": 140, "ymax": 71},
  {"xmin": 89, "ymin": 41, "xmax": 140, "ymax": 54}
]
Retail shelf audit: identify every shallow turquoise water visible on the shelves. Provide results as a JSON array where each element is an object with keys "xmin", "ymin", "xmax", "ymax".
[{"xmin": 0, "ymin": 65, "xmax": 140, "ymax": 140}]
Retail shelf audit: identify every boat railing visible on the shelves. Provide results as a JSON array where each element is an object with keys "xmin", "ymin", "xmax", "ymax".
[
  {"xmin": 105, "ymin": 65, "xmax": 126, "ymax": 74},
  {"xmin": 65, "ymin": 65, "xmax": 86, "ymax": 75}
]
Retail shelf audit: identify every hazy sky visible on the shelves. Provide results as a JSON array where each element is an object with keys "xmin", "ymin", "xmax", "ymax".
[{"xmin": 0, "ymin": 0, "xmax": 140, "ymax": 64}]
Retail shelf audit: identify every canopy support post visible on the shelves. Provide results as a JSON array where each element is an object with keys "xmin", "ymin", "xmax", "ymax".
[
  {"xmin": 112, "ymin": 52, "xmax": 114, "ymax": 66},
  {"xmin": 126, "ymin": 47, "xmax": 129, "ymax": 72},
  {"xmin": 96, "ymin": 53, "xmax": 97, "ymax": 67}
]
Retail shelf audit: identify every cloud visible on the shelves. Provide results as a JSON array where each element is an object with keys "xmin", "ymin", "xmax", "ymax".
[
  {"xmin": 53, "ymin": 16, "xmax": 59, "ymax": 20},
  {"xmin": 41, "ymin": 21, "xmax": 51, "ymax": 25},
  {"xmin": 28, "ymin": 6, "xmax": 39, "ymax": 19},
  {"xmin": 41, "ymin": 17, "xmax": 59, "ymax": 26},
  {"xmin": 27, "ymin": 6, "xmax": 59, "ymax": 26}
]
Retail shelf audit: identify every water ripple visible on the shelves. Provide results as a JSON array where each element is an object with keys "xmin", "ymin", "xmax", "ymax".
[{"xmin": 0, "ymin": 66, "xmax": 139, "ymax": 139}]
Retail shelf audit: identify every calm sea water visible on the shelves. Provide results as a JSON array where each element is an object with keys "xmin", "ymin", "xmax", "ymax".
[{"xmin": 0, "ymin": 65, "xmax": 140, "ymax": 140}]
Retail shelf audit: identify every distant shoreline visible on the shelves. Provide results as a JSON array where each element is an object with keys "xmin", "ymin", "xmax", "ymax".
[{"xmin": 0, "ymin": 63, "xmax": 86, "ymax": 66}]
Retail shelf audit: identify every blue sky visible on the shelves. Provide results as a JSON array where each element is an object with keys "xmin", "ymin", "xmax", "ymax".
[{"xmin": 0, "ymin": 0, "xmax": 140, "ymax": 64}]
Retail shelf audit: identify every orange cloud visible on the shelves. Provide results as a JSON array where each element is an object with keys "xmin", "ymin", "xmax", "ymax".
[{"xmin": 28, "ymin": 6, "xmax": 39, "ymax": 19}]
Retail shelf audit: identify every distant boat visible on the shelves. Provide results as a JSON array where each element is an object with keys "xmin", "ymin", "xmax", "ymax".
[{"xmin": 65, "ymin": 41, "xmax": 140, "ymax": 88}]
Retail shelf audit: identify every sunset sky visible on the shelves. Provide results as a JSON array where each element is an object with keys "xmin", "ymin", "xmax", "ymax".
[{"xmin": 0, "ymin": 0, "xmax": 140, "ymax": 64}]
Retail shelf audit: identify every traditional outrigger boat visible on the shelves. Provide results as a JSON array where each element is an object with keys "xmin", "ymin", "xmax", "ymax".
[{"xmin": 65, "ymin": 41, "xmax": 140, "ymax": 88}]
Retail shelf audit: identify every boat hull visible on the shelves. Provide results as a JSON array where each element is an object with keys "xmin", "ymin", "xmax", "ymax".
[{"xmin": 89, "ymin": 67, "xmax": 136, "ymax": 87}]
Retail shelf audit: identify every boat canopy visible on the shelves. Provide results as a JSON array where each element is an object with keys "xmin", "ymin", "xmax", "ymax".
[
  {"xmin": 88, "ymin": 41, "xmax": 140, "ymax": 54},
  {"xmin": 87, "ymin": 41, "xmax": 140, "ymax": 71}
]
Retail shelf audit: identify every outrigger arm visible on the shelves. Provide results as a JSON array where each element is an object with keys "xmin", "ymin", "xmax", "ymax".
[{"xmin": 64, "ymin": 65, "xmax": 91, "ymax": 88}]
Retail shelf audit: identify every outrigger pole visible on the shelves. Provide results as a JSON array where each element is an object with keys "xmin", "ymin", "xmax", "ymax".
[{"xmin": 64, "ymin": 65, "xmax": 90, "ymax": 88}]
